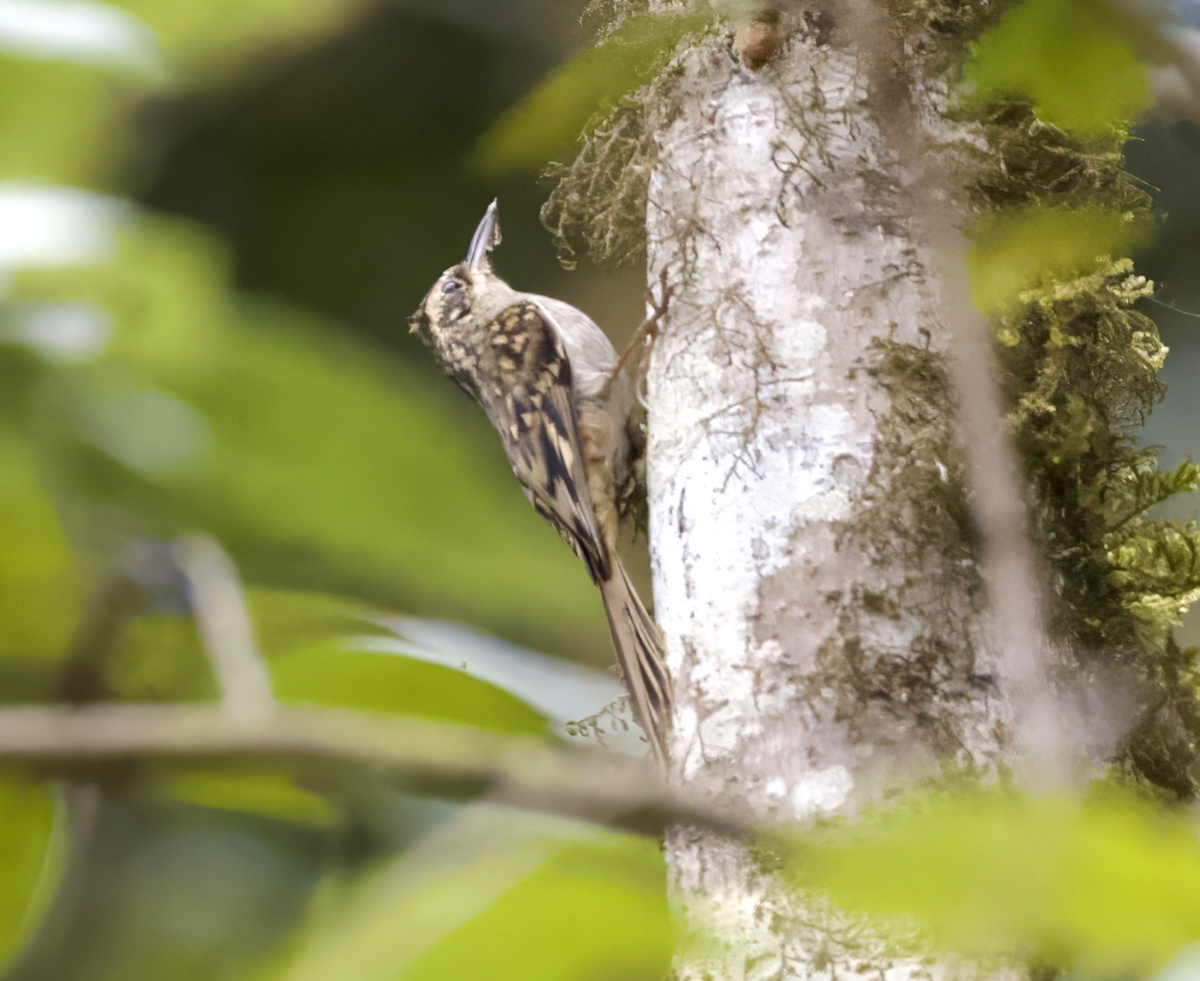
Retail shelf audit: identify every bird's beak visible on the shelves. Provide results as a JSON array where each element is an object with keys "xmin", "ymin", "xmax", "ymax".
[{"xmin": 466, "ymin": 199, "xmax": 501, "ymax": 270}]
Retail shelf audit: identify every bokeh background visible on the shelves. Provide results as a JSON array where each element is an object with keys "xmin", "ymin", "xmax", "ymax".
[
  {"xmin": 1, "ymin": 1, "xmax": 1200, "ymax": 979},
  {"xmin": 0, "ymin": 2, "xmax": 668, "ymax": 979}
]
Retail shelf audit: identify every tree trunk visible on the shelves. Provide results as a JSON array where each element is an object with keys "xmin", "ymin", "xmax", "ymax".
[{"xmin": 644, "ymin": 16, "xmax": 1023, "ymax": 979}]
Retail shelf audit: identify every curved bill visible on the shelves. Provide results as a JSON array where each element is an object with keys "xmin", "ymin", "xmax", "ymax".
[{"xmin": 465, "ymin": 199, "xmax": 501, "ymax": 270}]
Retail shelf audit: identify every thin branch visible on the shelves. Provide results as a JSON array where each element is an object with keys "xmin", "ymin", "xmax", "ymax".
[
  {"xmin": 932, "ymin": 242, "xmax": 1063, "ymax": 769},
  {"xmin": 837, "ymin": 0, "xmax": 1065, "ymax": 772},
  {"xmin": 174, "ymin": 536, "xmax": 277, "ymax": 726},
  {"xmin": 0, "ymin": 704, "xmax": 751, "ymax": 838},
  {"xmin": 57, "ymin": 541, "xmax": 174, "ymax": 704}
]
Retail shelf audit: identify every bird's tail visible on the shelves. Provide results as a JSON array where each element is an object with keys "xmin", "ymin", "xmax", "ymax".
[{"xmin": 599, "ymin": 560, "xmax": 672, "ymax": 766}]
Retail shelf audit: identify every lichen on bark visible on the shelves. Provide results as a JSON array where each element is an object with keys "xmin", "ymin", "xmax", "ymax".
[{"xmin": 541, "ymin": 100, "xmax": 656, "ymax": 269}]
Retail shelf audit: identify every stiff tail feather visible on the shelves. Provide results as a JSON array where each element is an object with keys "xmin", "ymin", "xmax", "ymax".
[{"xmin": 599, "ymin": 561, "xmax": 672, "ymax": 766}]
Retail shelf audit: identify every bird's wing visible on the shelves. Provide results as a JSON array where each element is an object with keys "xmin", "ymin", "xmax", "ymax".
[{"xmin": 482, "ymin": 301, "xmax": 611, "ymax": 581}]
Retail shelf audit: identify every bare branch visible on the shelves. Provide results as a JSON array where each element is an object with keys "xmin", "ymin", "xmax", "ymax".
[
  {"xmin": 932, "ymin": 242, "xmax": 1063, "ymax": 769},
  {"xmin": 57, "ymin": 541, "xmax": 175, "ymax": 704},
  {"xmin": 0, "ymin": 704, "xmax": 750, "ymax": 837},
  {"xmin": 836, "ymin": 0, "xmax": 1065, "ymax": 771},
  {"xmin": 174, "ymin": 536, "xmax": 277, "ymax": 726}
]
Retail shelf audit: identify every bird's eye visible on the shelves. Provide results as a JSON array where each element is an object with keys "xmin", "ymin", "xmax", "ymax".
[{"xmin": 441, "ymin": 280, "xmax": 461, "ymax": 293}]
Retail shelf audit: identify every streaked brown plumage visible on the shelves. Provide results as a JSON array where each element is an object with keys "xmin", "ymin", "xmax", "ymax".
[{"xmin": 407, "ymin": 201, "xmax": 672, "ymax": 764}]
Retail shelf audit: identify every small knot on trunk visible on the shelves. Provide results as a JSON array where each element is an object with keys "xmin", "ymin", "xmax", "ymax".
[{"xmin": 734, "ymin": 8, "xmax": 783, "ymax": 71}]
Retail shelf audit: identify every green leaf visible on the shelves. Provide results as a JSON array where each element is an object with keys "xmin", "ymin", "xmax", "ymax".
[
  {"xmin": 1106, "ymin": 520, "xmax": 1200, "ymax": 626},
  {"xmin": 404, "ymin": 835, "xmax": 671, "ymax": 981},
  {"xmin": 248, "ymin": 590, "xmax": 391, "ymax": 661},
  {"xmin": 0, "ymin": 424, "xmax": 79, "ymax": 659},
  {"xmin": 1088, "ymin": 455, "xmax": 1200, "ymax": 532},
  {"xmin": 109, "ymin": 0, "xmax": 369, "ymax": 81},
  {"xmin": 161, "ymin": 771, "xmax": 333, "ymax": 826},
  {"xmin": 0, "ymin": 780, "xmax": 60, "ymax": 970},
  {"xmin": 963, "ymin": 0, "xmax": 1151, "ymax": 135},
  {"xmin": 74, "ymin": 590, "xmax": 381, "ymax": 706},
  {"xmin": 271, "ymin": 640, "xmax": 547, "ymax": 735},
  {"xmin": 109, "ymin": 614, "xmax": 219, "ymax": 703},
  {"xmin": 98, "ymin": 586, "xmax": 550, "ymax": 732},
  {"xmin": 969, "ymin": 205, "xmax": 1152, "ymax": 313},
  {"xmin": 0, "ymin": 1, "xmax": 373, "ymax": 184},
  {"xmin": 0, "ymin": 58, "xmax": 126, "ymax": 187},
  {"xmin": 775, "ymin": 784, "xmax": 1200, "ymax": 976},
  {"xmin": 15, "ymin": 795, "xmax": 328, "ymax": 981},
  {"xmin": 367, "ymin": 618, "xmax": 628, "ymax": 735},
  {"xmin": 270, "ymin": 807, "xmax": 672, "ymax": 981},
  {"xmin": 477, "ymin": 11, "xmax": 711, "ymax": 173}
]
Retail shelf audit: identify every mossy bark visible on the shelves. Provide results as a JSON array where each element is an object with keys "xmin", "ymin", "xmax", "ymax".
[
  {"xmin": 640, "ymin": 16, "xmax": 1016, "ymax": 978},
  {"xmin": 547, "ymin": 0, "xmax": 1199, "ymax": 976}
]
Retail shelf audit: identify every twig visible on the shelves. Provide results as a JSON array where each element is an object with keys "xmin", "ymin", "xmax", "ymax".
[
  {"xmin": 607, "ymin": 265, "xmax": 673, "ymax": 406},
  {"xmin": 933, "ymin": 242, "xmax": 1061, "ymax": 767},
  {"xmin": 835, "ymin": 0, "xmax": 1064, "ymax": 773},
  {"xmin": 0, "ymin": 704, "xmax": 752, "ymax": 838},
  {"xmin": 58, "ymin": 540, "xmax": 187, "ymax": 704},
  {"xmin": 173, "ymin": 536, "xmax": 276, "ymax": 726}
]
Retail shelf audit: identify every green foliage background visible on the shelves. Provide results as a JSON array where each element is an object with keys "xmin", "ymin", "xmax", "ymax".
[
  {"xmin": 1, "ymin": 0, "xmax": 1200, "ymax": 979},
  {"xmin": 0, "ymin": 1, "xmax": 665, "ymax": 979}
]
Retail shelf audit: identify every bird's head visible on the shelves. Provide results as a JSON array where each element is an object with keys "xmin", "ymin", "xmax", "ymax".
[{"xmin": 408, "ymin": 199, "xmax": 503, "ymax": 346}]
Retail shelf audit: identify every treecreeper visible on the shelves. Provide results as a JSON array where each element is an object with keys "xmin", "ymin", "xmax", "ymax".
[{"xmin": 408, "ymin": 201, "xmax": 672, "ymax": 765}]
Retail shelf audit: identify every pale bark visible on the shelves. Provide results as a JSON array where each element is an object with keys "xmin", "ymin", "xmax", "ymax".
[{"xmin": 644, "ymin": 21, "xmax": 1027, "ymax": 981}]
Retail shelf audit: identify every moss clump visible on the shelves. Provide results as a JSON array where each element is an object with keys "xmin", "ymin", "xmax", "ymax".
[
  {"xmin": 910, "ymin": 0, "xmax": 1200, "ymax": 794},
  {"xmin": 867, "ymin": 339, "xmax": 977, "ymax": 571},
  {"xmin": 975, "ymin": 121, "xmax": 1200, "ymax": 792},
  {"xmin": 539, "ymin": 17, "xmax": 706, "ymax": 269},
  {"xmin": 541, "ymin": 101, "xmax": 655, "ymax": 269}
]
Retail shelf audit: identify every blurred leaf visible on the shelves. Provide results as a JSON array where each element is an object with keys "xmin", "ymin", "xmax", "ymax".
[
  {"xmin": 249, "ymin": 589, "xmax": 390, "ymax": 660},
  {"xmin": 1156, "ymin": 946, "xmax": 1200, "ymax": 981},
  {"xmin": 271, "ymin": 640, "xmax": 547, "ymax": 735},
  {"xmin": 109, "ymin": 0, "xmax": 369, "ymax": 81},
  {"xmin": 477, "ymin": 11, "xmax": 711, "ymax": 173},
  {"xmin": 365, "ymin": 618, "xmax": 625, "ymax": 726},
  {"xmin": 145, "ymin": 590, "xmax": 427, "ymax": 823},
  {"xmin": 0, "ymin": 0, "xmax": 377, "ymax": 190},
  {"xmin": 9, "ymin": 215, "xmax": 611, "ymax": 659},
  {"xmin": 269, "ymin": 806, "xmax": 672, "ymax": 981},
  {"xmin": 404, "ymin": 833, "xmax": 672, "ymax": 981},
  {"xmin": 775, "ymin": 784, "xmax": 1200, "ymax": 976},
  {"xmin": 110, "ymin": 613, "xmax": 218, "ymax": 702},
  {"xmin": 963, "ymin": 0, "xmax": 1151, "ymax": 135},
  {"xmin": 101, "ymin": 586, "xmax": 551, "ymax": 734},
  {"xmin": 73, "ymin": 589, "xmax": 381, "ymax": 706},
  {"xmin": 360, "ymin": 618, "xmax": 653, "ymax": 757},
  {"xmin": 0, "ymin": 780, "xmax": 59, "ymax": 970},
  {"xmin": 8, "ymin": 794, "xmax": 328, "ymax": 981},
  {"xmin": 0, "ymin": 424, "xmax": 78, "ymax": 658},
  {"xmin": 162, "ymin": 771, "xmax": 332, "ymax": 826},
  {"xmin": 0, "ymin": 58, "xmax": 126, "ymax": 187},
  {"xmin": 0, "ymin": 657, "xmax": 62, "ymax": 705},
  {"xmin": 0, "ymin": 1, "xmax": 160, "ymax": 75},
  {"xmin": 969, "ymin": 204, "xmax": 1151, "ymax": 313}
]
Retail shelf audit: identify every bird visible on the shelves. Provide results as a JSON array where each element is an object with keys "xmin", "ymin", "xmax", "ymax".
[{"xmin": 407, "ymin": 200, "xmax": 672, "ymax": 765}]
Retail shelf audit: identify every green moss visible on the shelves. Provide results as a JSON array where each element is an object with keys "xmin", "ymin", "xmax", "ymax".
[
  {"xmin": 867, "ymin": 339, "xmax": 978, "ymax": 573},
  {"xmin": 968, "ymin": 114, "xmax": 1200, "ymax": 791}
]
